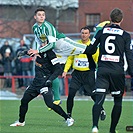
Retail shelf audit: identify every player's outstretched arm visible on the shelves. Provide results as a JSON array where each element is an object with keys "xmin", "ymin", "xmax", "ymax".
[
  {"xmin": 39, "ymin": 42, "xmax": 55, "ymax": 53},
  {"xmin": 38, "ymin": 36, "xmax": 57, "ymax": 53}
]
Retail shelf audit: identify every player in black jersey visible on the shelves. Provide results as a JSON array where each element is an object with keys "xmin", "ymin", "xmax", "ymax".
[
  {"xmin": 131, "ymin": 43, "xmax": 133, "ymax": 91},
  {"xmin": 86, "ymin": 8, "xmax": 133, "ymax": 133},
  {"xmin": 10, "ymin": 42, "xmax": 74, "ymax": 127}
]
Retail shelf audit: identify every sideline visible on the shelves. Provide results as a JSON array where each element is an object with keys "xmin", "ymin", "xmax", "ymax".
[{"xmin": 0, "ymin": 91, "xmax": 133, "ymax": 101}]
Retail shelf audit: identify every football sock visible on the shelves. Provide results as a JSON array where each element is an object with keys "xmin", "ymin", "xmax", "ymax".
[
  {"xmin": 52, "ymin": 78, "xmax": 60, "ymax": 101},
  {"xmin": 52, "ymin": 104, "xmax": 69, "ymax": 120},
  {"xmin": 110, "ymin": 105, "xmax": 122, "ymax": 132}
]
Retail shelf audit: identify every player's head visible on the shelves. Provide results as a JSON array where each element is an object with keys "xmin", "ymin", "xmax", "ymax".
[
  {"xmin": 34, "ymin": 7, "xmax": 46, "ymax": 25},
  {"xmin": 110, "ymin": 8, "xmax": 123, "ymax": 23},
  {"xmin": 34, "ymin": 7, "xmax": 45, "ymax": 15},
  {"xmin": 80, "ymin": 26, "xmax": 91, "ymax": 43},
  {"xmin": 80, "ymin": 26, "xmax": 91, "ymax": 32}
]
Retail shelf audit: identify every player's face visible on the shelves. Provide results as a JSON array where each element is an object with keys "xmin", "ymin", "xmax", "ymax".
[
  {"xmin": 34, "ymin": 11, "xmax": 46, "ymax": 25},
  {"xmin": 81, "ymin": 29, "xmax": 90, "ymax": 42}
]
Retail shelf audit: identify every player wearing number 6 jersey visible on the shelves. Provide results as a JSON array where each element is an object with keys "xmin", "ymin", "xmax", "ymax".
[{"xmin": 88, "ymin": 8, "xmax": 133, "ymax": 133}]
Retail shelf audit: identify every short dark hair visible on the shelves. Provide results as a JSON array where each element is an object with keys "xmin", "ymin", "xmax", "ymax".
[
  {"xmin": 80, "ymin": 26, "xmax": 91, "ymax": 32},
  {"xmin": 34, "ymin": 7, "xmax": 45, "ymax": 15},
  {"xmin": 110, "ymin": 8, "xmax": 123, "ymax": 23}
]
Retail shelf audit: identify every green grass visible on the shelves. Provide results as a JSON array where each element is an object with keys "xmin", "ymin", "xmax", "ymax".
[{"xmin": 0, "ymin": 99, "xmax": 133, "ymax": 133}]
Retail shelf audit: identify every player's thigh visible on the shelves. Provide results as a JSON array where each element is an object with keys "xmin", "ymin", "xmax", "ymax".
[
  {"xmin": 69, "ymin": 71, "xmax": 82, "ymax": 91},
  {"xmin": 95, "ymin": 72, "xmax": 109, "ymax": 93},
  {"xmin": 83, "ymin": 71, "xmax": 95, "ymax": 95},
  {"xmin": 21, "ymin": 86, "xmax": 39, "ymax": 103},
  {"xmin": 110, "ymin": 73, "xmax": 125, "ymax": 96}
]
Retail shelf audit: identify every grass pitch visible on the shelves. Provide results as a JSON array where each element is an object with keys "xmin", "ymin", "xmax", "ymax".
[{"xmin": 0, "ymin": 98, "xmax": 133, "ymax": 133}]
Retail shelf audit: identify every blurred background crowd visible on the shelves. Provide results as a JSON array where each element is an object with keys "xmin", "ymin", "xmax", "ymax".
[{"xmin": 0, "ymin": 39, "xmax": 33, "ymax": 89}]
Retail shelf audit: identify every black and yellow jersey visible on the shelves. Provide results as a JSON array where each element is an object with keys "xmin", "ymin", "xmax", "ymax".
[{"xmin": 64, "ymin": 39, "xmax": 99, "ymax": 72}]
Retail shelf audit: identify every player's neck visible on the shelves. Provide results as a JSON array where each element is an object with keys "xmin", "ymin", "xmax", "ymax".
[
  {"xmin": 111, "ymin": 22, "xmax": 121, "ymax": 26},
  {"xmin": 37, "ymin": 22, "xmax": 43, "ymax": 26},
  {"xmin": 82, "ymin": 39, "xmax": 89, "ymax": 44}
]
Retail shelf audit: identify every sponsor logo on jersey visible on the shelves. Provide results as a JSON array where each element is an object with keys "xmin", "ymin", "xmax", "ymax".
[
  {"xmin": 101, "ymin": 54, "xmax": 120, "ymax": 62},
  {"xmin": 74, "ymin": 58, "xmax": 89, "ymax": 67},
  {"xmin": 103, "ymin": 28, "xmax": 123, "ymax": 35}
]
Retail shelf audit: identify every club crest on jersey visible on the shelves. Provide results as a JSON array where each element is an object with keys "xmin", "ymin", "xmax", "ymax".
[{"xmin": 40, "ymin": 34, "xmax": 47, "ymax": 43}]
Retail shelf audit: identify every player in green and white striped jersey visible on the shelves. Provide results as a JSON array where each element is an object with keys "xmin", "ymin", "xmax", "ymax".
[
  {"xmin": 28, "ymin": 8, "xmax": 88, "ymax": 61},
  {"xmin": 31, "ymin": 8, "xmax": 64, "ymax": 106}
]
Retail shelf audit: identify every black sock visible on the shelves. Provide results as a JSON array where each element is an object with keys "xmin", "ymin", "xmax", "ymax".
[
  {"xmin": 52, "ymin": 104, "xmax": 69, "ymax": 120},
  {"xmin": 110, "ymin": 105, "xmax": 122, "ymax": 132}
]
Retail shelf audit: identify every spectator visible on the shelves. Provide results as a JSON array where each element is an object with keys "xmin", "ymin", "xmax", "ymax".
[
  {"xmin": 3, "ymin": 48, "xmax": 13, "ymax": 88},
  {"xmin": 20, "ymin": 53, "xmax": 33, "ymax": 88},
  {"xmin": 15, "ymin": 39, "xmax": 32, "ymax": 88},
  {"xmin": 0, "ymin": 41, "xmax": 14, "ymax": 58}
]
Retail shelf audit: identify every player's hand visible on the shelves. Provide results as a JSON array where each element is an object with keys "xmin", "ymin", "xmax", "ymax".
[
  {"xmin": 62, "ymin": 72, "xmax": 67, "ymax": 78},
  {"xmin": 45, "ymin": 80, "xmax": 52, "ymax": 87},
  {"xmin": 32, "ymin": 54, "xmax": 41, "ymax": 61},
  {"xmin": 28, "ymin": 49, "xmax": 38, "ymax": 57}
]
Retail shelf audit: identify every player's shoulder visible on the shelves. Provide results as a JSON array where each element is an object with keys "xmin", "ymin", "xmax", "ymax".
[
  {"xmin": 45, "ymin": 20, "xmax": 54, "ymax": 26},
  {"xmin": 32, "ymin": 23, "xmax": 38, "ymax": 31},
  {"xmin": 118, "ymin": 27, "xmax": 131, "ymax": 40},
  {"xmin": 123, "ymin": 30, "xmax": 130, "ymax": 37}
]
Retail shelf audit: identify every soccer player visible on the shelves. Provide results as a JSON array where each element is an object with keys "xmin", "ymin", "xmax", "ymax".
[
  {"xmin": 31, "ymin": 7, "xmax": 63, "ymax": 106},
  {"xmin": 131, "ymin": 42, "xmax": 133, "ymax": 91},
  {"xmin": 10, "ymin": 41, "xmax": 74, "ymax": 127},
  {"xmin": 62, "ymin": 26, "xmax": 106, "ymax": 120},
  {"xmin": 85, "ymin": 8, "xmax": 133, "ymax": 133}
]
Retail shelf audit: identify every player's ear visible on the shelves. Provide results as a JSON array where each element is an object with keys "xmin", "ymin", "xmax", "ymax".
[{"xmin": 34, "ymin": 15, "xmax": 36, "ymax": 20}]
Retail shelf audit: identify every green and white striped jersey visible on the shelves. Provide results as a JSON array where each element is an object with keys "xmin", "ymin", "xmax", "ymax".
[{"xmin": 32, "ymin": 20, "xmax": 66, "ymax": 53}]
